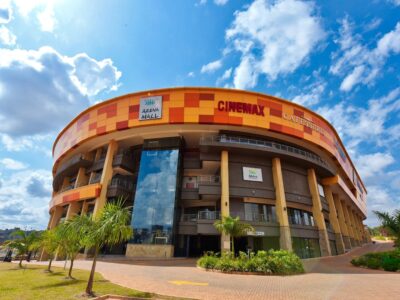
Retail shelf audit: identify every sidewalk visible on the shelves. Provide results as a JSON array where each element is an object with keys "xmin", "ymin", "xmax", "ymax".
[{"xmin": 31, "ymin": 241, "xmax": 399, "ymax": 300}]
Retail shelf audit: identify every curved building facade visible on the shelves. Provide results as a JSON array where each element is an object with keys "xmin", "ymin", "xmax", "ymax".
[{"xmin": 48, "ymin": 87, "xmax": 369, "ymax": 259}]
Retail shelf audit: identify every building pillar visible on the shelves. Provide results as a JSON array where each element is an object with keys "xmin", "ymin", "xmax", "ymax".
[
  {"xmin": 333, "ymin": 195, "xmax": 351, "ymax": 249},
  {"xmin": 220, "ymin": 150, "xmax": 231, "ymax": 252},
  {"xmin": 342, "ymin": 201, "xmax": 357, "ymax": 247},
  {"xmin": 308, "ymin": 169, "xmax": 331, "ymax": 256},
  {"xmin": 48, "ymin": 206, "xmax": 64, "ymax": 229},
  {"xmin": 272, "ymin": 158, "xmax": 292, "ymax": 251},
  {"xmin": 349, "ymin": 208, "xmax": 361, "ymax": 246},
  {"xmin": 323, "ymin": 186, "xmax": 345, "ymax": 254},
  {"xmin": 354, "ymin": 213, "xmax": 365, "ymax": 244},
  {"xmin": 65, "ymin": 202, "xmax": 81, "ymax": 220},
  {"xmin": 93, "ymin": 140, "xmax": 118, "ymax": 217},
  {"xmin": 74, "ymin": 167, "xmax": 88, "ymax": 189}
]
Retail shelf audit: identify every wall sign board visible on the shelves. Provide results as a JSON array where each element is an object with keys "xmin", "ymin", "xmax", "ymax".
[
  {"xmin": 139, "ymin": 96, "xmax": 162, "ymax": 120},
  {"xmin": 243, "ymin": 167, "xmax": 263, "ymax": 182}
]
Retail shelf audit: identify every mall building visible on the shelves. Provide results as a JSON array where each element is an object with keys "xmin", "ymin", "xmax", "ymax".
[{"xmin": 47, "ymin": 87, "xmax": 369, "ymax": 259}]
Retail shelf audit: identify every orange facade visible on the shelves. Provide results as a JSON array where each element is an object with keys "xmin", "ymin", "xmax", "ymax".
[{"xmin": 53, "ymin": 87, "xmax": 366, "ymax": 209}]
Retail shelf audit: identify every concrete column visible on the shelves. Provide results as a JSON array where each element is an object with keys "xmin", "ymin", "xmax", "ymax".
[
  {"xmin": 93, "ymin": 140, "xmax": 118, "ymax": 217},
  {"xmin": 333, "ymin": 194, "xmax": 351, "ymax": 249},
  {"xmin": 308, "ymin": 169, "xmax": 331, "ymax": 256},
  {"xmin": 48, "ymin": 206, "xmax": 64, "ymax": 229},
  {"xmin": 66, "ymin": 202, "xmax": 81, "ymax": 220},
  {"xmin": 323, "ymin": 186, "xmax": 345, "ymax": 254},
  {"xmin": 342, "ymin": 201, "xmax": 357, "ymax": 247},
  {"xmin": 81, "ymin": 201, "xmax": 89, "ymax": 215},
  {"xmin": 348, "ymin": 208, "xmax": 361, "ymax": 246},
  {"xmin": 74, "ymin": 167, "xmax": 89, "ymax": 188},
  {"xmin": 272, "ymin": 158, "xmax": 292, "ymax": 251},
  {"xmin": 354, "ymin": 213, "xmax": 365, "ymax": 244},
  {"xmin": 220, "ymin": 150, "xmax": 231, "ymax": 252}
]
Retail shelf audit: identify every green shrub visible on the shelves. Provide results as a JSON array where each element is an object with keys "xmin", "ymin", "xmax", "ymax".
[
  {"xmin": 196, "ymin": 249, "xmax": 304, "ymax": 275},
  {"xmin": 351, "ymin": 250, "xmax": 400, "ymax": 271},
  {"xmin": 381, "ymin": 256, "xmax": 400, "ymax": 272}
]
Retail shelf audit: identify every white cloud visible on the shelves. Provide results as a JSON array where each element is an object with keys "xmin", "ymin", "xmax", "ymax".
[
  {"xmin": 0, "ymin": 46, "xmax": 122, "ymax": 136},
  {"xmin": 0, "ymin": 158, "xmax": 27, "ymax": 170},
  {"xmin": 226, "ymin": 0, "xmax": 325, "ymax": 88},
  {"xmin": 36, "ymin": 3, "xmax": 55, "ymax": 32},
  {"xmin": 317, "ymin": 87, "xmax": 400, "ymax": 148},
  {"xmin": 214, "ymin": 0, "xmax": 229, "ymax": 5},
  {"xmin": 292, "ymin": 76, "xmax": 326, "ymax": 107},
  {"xmin": 201, "ymin": 59, "xmax": 222, "ymax": 73},
  {"xmin": 365, "ymin": 18, "xmax": 381, "ymax": 32},
  {"xmin": 365, "ymin": 185, "xmax": 400, "ymax": 226},
  {"xmin": 355, "ymin": 152, "xmax": 395, "ymax": 179},
  {"xmin": 0, "ymin": 25, "xmax": 15, "ymax": 45},
  {"xmin": 330, "ymin": 18, "xmax": 400, "ymax": 92},
  {"xmin": 233, "ymin": 55, "xmax": 258, "ymax": 89},
  {"xmin": 0, "ymin": 169, "xmax": 52, "ymax": 229},
  {"xmin": 0, "ymin": 0, "xmax": 12, "ymax": 24},
  {"xmin": 187, "ymin": 71, "xmax": 195, "ymax": 77},
  {"xmin": 0, "ymin": 133, "xmax": 52, "ymax": 156},
  {"xmin": 216, "ymin": 67, "xmax": 232, "ymax": 85}
]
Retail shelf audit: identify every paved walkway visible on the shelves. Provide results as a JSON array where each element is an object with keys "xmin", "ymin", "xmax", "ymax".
[{"xmin": 32, "ymin": 241, "xmax": 399, "ymax": 300}]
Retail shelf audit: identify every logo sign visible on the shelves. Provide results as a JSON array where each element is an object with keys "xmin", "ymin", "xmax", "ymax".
[
  {"xmin": 247, "ymin": 231, "xmax": 265, "ymax": 236},
  {"xmin": 243, "ymin": 167, "xmax": 263, "ymax": 182},
  {"xmin": 218, "ymin": 101, "xmax": 265, "ymax": 116},
  {"xmin": 139, "ymin": 96, "xmax": 162, "ymax": 120}
]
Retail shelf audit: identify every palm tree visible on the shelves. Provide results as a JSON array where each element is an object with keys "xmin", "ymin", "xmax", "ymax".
[
  {"xmin": 76, "ymin": 198, "xmax": 132, "ymax": 296},
  {"xmin": 4, "ymin": 229, "xmax": 39, "ymax": 267},
  {"xmin": 57, "ymin": 220, "xmax": 88, "ymax": 278},
  {"xmin": 32, "ymin": 229, "xmax": 60, "ymax": 272},
  {"xmin": 374, "ymin": 210, "xmax": 400, "ymax": 248},
  {"xmin": 214, "ymin": 215, "xmax": 254, "ymax": 256}
]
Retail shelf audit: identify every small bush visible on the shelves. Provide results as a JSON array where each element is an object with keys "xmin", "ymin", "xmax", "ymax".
[
  {"xmin": 196, "ymin": 249, "xmax": 304, "ymax": 275},
  {"xmin": 351, "ymin": 250, "xmax": 400, "ymax": 272},
  {"xmin": 381, "ymin": 257, "xmax": 400, "ymax": 272}
]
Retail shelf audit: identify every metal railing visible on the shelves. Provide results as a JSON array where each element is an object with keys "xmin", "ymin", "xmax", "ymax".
[
  {"xmin": 200, "ymin": 135, "xmax": 330, "ymax": 169},
  {"xmin": 198, "ymin": 175, "xmax": 220, "ymax": 184},
  {"xmin": 231, "ymin": 211, "xmax": 277, "ymax": 223},
  {"xmin": 181, "ymin": 210, "xmax": 220, "ymax": 222},
  {"xmin": 89, "ymin": 172, "xmax": 102, "ymax": 184},
  {"xmin": 108, "ymin": 176, "xmax": 135, "ymax": 191}
]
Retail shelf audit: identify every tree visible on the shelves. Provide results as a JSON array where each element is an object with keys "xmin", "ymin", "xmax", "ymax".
[
  {"xmin": 374, "ymin": 210, "xmax": 400, "ymax": 248},
  {"xmin": 214, "ymin": 215, "xmax": 254, "ymax": 256},
  {"xmin": 77, "ymin": 198, "xmax": 133, "ymax": 296},
  {"xmin": 4, "ymin": 230, "xmax": 39, "ymax": 267},
  {"xmin": 32, "ymin": 229, "xmax": 60, "ymax": 272},
  {"xmin": 57, "ymin": 220, "xmax": 88, "ymax": 279}
]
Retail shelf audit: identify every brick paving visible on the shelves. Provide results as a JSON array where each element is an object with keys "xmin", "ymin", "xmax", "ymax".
[{"xmin": 31, "ymin": 241, "xmax": 399, "ymax": 300}]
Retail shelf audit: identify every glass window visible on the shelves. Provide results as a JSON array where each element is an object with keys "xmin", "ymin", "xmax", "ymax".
[
  {"xmin": 131, "ymin": 149, "xmax": 180, "ymax": 245},
  {"xmin": 288, "ymin": 208, "xmax": 314, "ymax": 226},
  {"xmin": 292, "ymin": 237, "xmax": 321, "ymax": 258},
  {"xmin": 318, "ymin": 183, "xmax": 325, "ymax": 197}
]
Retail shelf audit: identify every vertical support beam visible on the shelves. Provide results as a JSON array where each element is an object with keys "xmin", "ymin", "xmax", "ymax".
[
  {"xmin": 272, "ymin": 158, "xmax": 292, "ymax": 251},
  {"xmin": 308, "ymin": 169, "xmax": 331, "ymax": 256},
  {"xmin": 342, "ymin": 201, "xmax": 357, "ymax": 247},
  {"xmin": 48, "ymin": 206, "xmax": 64, "ymax": 229},
  {"xmin": 81, "ymin": 201, "xmax": 89, "ymax": 215},
  {"xmin": 349, "ymin": 207, "xmax": 361, "ymax": 246},
  {"xmin": 333, "ymin": 194, "xmax": 351, "ymax": 249},
  {"xmin": 323, "ymin": 186, "xmax": 345, "ymax": 254},
  {"xmin": 93, "ymin": 140, "xmax": 118, "ymax": 217},
  {"xmin": 353, "ymin": 211, "xmax": 364, "ymax": 244},
  {"xmin": 357, "ymin": 215, "xmax": 366, "ymax": 243},
  {"xmin": 74, "ymin": 167, "xmax": 88, "ymax": 189},
  {"xmin": 220, "ymin": 150, "xmax": 230, "ymax": 252},
  {"xmin": 66, "ymin": 202, "xmax": 81, "ymax": 220}
]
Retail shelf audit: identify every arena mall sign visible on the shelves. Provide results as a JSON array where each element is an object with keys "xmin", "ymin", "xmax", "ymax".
[
  {"xmin": 139, "ymin": 96, "xmax": 162, "ymax": 120},
  {"xmin": 217, "ymin": 101, "xmax": 265, "ymax": 116}
]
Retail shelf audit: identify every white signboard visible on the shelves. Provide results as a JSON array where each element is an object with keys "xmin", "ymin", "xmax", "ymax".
[
  {"xmin": 243, "ymin": 167, "xmax": 263, "ymax": 182},
  {"xmin": 247, "ymin": 231, "xmax": 265, "ymax": 236},
  {"xmin": 139, "ymin": 96, "xmax": 162, "ymax": 120}
]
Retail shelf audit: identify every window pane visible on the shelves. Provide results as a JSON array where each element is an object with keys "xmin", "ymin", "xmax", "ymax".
[{"xmin": 131, "ymin": 149, "xmax": 180, "ymax": 245}]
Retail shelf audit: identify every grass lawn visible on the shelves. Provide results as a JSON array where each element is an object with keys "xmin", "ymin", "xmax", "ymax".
[{"xmin": 0, "ymin": 262, "xmax": 152, "ymax": 300}]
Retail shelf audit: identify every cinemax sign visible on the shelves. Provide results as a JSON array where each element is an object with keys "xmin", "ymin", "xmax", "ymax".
[{"xmin": 139, "ymin": 96, "xmax": 162, "ymax": 120}]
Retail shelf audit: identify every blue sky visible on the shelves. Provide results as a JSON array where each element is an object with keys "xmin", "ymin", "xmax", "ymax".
[{"xmin": 0, "ymin": 0, "xmax": 399, "ymax": 229}]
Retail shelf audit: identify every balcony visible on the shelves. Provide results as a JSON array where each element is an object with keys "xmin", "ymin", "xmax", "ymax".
[
  {"xmin": 230, "ymin": 211, "xmax": 277, "ymax": 224},
  {"xmin": 181, "ymin": 210, "xmax": 220, "ymax": 222},
  {"xmin": 200, "ymin": 135, "xmax": 335, "ymax": 176},
  {"xmin": 113, "ymin": 153, "xmax": 136, "ymax": 174},
  {"xmin": 89, "ymin": 172, "xmax": 102, "ymax": 184},
  {"xmin": 87, "ymin": 158, "xmax": 105, "ymax": 173},
  {"xmin": 106, "ymin": 176, "xmax": 136, "ymax": 198},
  {"xmin": 181, "ymin": 175, "xmax": 221, "ymax": 199},
  {"xmin": 50, "ymin": 183, "xmax": 102, "ymax": 209},
  {"xmin": 53, "ymin": 154, "xmax": 93, "ymax": 191},
  {"xmin": 179, "ymin": 210, "xmax": 220, "ymax": 235}
]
